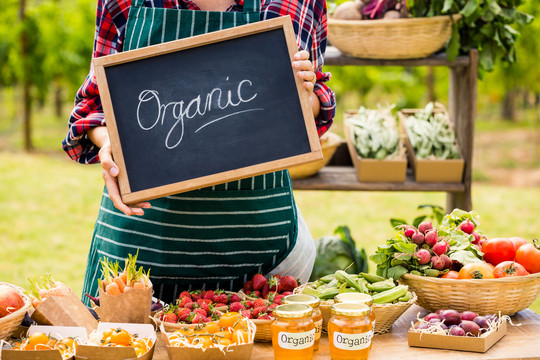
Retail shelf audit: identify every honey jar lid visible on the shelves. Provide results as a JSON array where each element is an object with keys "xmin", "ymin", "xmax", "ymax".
[
  {"xmin": 282, "ymin": 294, "xmax": 321, "ymax": 308},
  {"xmin": 273, "ymin": 304, "xmax": 313, "ymax": 318},
  {"xmin": 334, "ymin": 292, "xmax": 374, "ymax": 307},
  {"xmin": 330, "ymin": 303, "xmax": 371, "ymax": 317}
]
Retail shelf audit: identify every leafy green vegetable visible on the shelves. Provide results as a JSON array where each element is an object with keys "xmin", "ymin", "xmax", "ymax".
[
  {"xmin": 406, "ymin": 0, "xmax": 534, "ymax": 77},
  {"xmin": 309, "ymin": 225, "xmax": 368, "ymax": 281}
]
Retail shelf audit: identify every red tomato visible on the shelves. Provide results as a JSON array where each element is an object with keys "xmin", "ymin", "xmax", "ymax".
[
  {"xmin": 441, "ymin": 270, "xmax": 459, "ymax": 279},
  {"xmin": 510, "ymin": 237, "xmax": 529, "ymax": 251},
  {"xmin": 458, "ymin": 263, "xmax": 495, "ymax": 279},
  {"xmin": 493, "ymin": 261, "xmax": 529, "ymax": 278},
  {"xmin": 515, "ymin": 240, "xmax": 540, "ymax": 274},
  {"xmin": 481, "ymin": 238, "xmax": 516, "ymax": 266}
]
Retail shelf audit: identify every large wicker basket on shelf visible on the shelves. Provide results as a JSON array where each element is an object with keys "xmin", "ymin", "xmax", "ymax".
[
  {"xmin": 0, "ymin": 282, "xmax": 32, "ymax": 340},
  {"xmin": 400, "ymin": 273, "xmax": 540, "ymax": 315},
  {"xmin": 328, "ymin": 15, "xmax": 460, "ymax": 59}
]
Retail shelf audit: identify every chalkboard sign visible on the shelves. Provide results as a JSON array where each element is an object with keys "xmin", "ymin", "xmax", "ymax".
[{"xmin": 94, "ymin": 16, "xmax": 322, "ymax": 204}]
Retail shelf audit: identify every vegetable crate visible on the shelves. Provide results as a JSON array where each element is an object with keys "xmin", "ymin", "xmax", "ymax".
[
  {"xmin": 398, "ymin": 107, "xmax": 464, "ymax": 183},
  {"xmin": 344, "ymin": 118, "xmax": 407, "ymax": 183}
]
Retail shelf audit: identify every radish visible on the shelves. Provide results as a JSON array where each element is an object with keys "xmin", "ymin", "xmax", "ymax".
[
  {"xmin": 471, "ymin": 232, "xmax": 481, "ymax": 244},
  {"xmin": 403, "ymin": 226, "xmax": 416, "ymax": 238},
  {"xmin": 432, "ymin": 241, "xmax": 448, "ymax": 256},
  {"xmin": 431, "ymin": 255, "xmax": 445, "ymax": 270},
  {"xmin": 411, "ymin": 231, "xmax": 425, "ymax": 245},
  {"xmin": 415, "ymin": 249, "xmax": 431, "ymax": 265},
  {"xmin": 424, "ymin": 229, "xmax": 438, "ymax": 247},
  {"xmin": 440, "ymin": 254, "xmax": 452, "ymax": 269},
  {"xmin": 460, "ymin": 220, "xmax": 475, "ymax": 234},
  {"xmin": 418, "ymin": 221, "xmax": 433, "ymax": 234}
]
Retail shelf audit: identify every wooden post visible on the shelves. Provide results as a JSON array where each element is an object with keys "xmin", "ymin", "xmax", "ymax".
[{"xmin": 447, "ymin": 49, "xmax": 478, "ymax": 211}]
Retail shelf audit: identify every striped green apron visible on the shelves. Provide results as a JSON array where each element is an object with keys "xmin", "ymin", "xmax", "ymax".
[{"xmin": 81, "ymin": 0, "xmax": 298, "ymax": 305}]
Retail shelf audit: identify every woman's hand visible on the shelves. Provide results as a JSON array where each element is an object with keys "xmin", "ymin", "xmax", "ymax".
[
  {"xmin": 293, "ymin": 50, "xmax": 317, "ymax": 95},
  {"xmin": 88, "ymin": 126, "xmax": 151, "ymax": 216},
  {"xmin": 293, "ymin": 50, "xmax": 321, "ymax": 118}
]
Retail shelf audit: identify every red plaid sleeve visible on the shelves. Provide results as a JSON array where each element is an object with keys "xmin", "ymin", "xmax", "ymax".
[{"xmin": 62, "ymin": 0, "xmax": 128, "ymax": 164}]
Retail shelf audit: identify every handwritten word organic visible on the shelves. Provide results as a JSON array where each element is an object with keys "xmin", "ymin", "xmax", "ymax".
[{"xmin": 136, "ymin": 77, "xmax": 263, "ymax": 149}]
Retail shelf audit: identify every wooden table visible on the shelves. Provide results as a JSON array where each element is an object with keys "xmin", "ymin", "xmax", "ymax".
[{"xmin": 153, "ymin": 305, "xmax": 540, "ymax": 359}]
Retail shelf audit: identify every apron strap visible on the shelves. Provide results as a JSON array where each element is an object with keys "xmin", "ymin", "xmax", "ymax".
[
  {"xmin": 131, "ymin": 0, "xmax": 145, "ymax": 8},
  {"xmin": 242, "ymin": 0, "xmax": 260, "ymax": 13}
]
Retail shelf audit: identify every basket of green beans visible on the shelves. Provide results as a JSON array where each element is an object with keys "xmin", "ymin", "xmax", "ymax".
[{"xmin": 296, "ymin": 270, "xmax": 416, "ymax": 334}]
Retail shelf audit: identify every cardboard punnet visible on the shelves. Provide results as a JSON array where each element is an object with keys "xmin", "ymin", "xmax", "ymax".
[
  {"xmin": 30, "ymin": 293, "xmax": 98, "ymax": 334},
  {"xmin": 1, "ymin": 325, "xmax": 87, "ymax": 360},
  {"xmin": 399, "ymin": 108, "xmax": 465, "ymax": 183},
  {"xmin": 75, "ymin": 322, "xmax": 155, "ymax": 360},
  {"xmin": 407, "ymin": 319, "xmax": 507, "ymax": 353},
  {"xmin": 97, "ymin": 286, "xmax": 152, "ymax": 324},
  {"xmin": 160, "ymin": 322, "xmax": 254, "ymax": 360},
  {"xmin": 344, "ymin": 119, "xmax": 407, "ymax": 183}
]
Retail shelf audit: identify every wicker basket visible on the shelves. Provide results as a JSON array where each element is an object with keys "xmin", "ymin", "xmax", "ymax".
[
  {"xmin": 400, "ymin": 273, "xmax": 540, "ymax": 315},
  {"xmin": 289, "ymin": 131, "xmax": 342, "ymax": 179},
  {"xmin": 252, "ymin": 318, "xmax": 273, "ymax": 342},
  {"xmin": 0, "ymin": 282, "xmax": 32, "ymax": 340},
  {"xmin": 152, "ymin": 310, "xmax": 223, "ymax": 333},
  {"xmin": 295, "ymin": 284, "xmax": 417, "ymax": 334},
  {"xmin": 328, "ymin": 15, "xmax": 461, "ymax": 59}
]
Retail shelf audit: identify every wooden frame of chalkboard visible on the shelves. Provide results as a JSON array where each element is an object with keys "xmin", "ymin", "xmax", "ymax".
[{"xmin": 93, "ymin": 16, "xmax": 322, "ymax": 204}]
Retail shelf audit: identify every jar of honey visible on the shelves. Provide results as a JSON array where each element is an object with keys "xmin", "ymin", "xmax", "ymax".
[
  {"xmin": 334, "ymin": 292, "xmax": 376, "ymax": 332},
  {"xmin": 271, "ymin": 304, "xmax": 315, "ymax": 360},
  {"xmin": 328, "ymin": 303, "xmax": 373, "ymax": 360},
  {"xmin": 282, "ymin": 294, "xmax": 323, "ymax": 351}
]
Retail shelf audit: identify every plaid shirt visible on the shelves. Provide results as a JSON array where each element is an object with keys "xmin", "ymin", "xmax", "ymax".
[{"xmin": 63, "ymin": 0, "xmax": 336, "ymax": 164}]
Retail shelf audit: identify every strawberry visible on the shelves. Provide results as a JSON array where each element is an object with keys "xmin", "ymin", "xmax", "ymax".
[
  {"xmin": 193, "ymin": 307, "xmax": 207, "ymax": 317},
  {"xmin": 243, "ymin": 300, "xmax": 253, "ymax": 309},
  {"xmin": 214, "ymin": 303, "xmax": 227, "ymax": 308},
  {"xmin": 261, "ymin": 283, "xmax": 270, "ymax": 299},
  {"xmin": 243, "ymin": 280, "xmax": 253, "ymax": 292},
  {"xmin": 241, "ymin": 310, "xmax": 253, "ymax": 319},
  {"xmin": 272, "ymin": 294, "xmax": 285, "ymax": 305},
  {"xmin": 212, "ymin": 293, "xmax": 228, "ymax": 304},
  {"xmin": 253, "ymin": 298, "xmax": 267, "ymax": 308},
  {"xmin": 198, "ymin": 301, "xmax": 210, "ymax": 313},
  {"xmin": 229, "ymin": 301, "xmax": 246, "ymax": 313},
  {"xmin": 177, "ymin": 307, "xmax": 191, "ymax": 317},
  {"xmin": 202, "ymin": 290, "xmax": 215, "ymax": 300},
  {"xmin": 268, "ymin": 303, "xmax": 278, "ymax": 310},
  {"xmin": 190, "ymin": 290, "xmax": 202, "ymax": 302},
  {"xmin": 268, "ymin": 275, "xmax": 281, "ymax": 293},
  {"xmin": 197, "ymin": 298, "xmax": 212, "ymax": 306},
  {"xmin": 251, "ymin": 274, "xmax": 267, "ymax": 291},
  {"xmin": 178, "ymin": 291, "xmax": 192, "ymax": 301},
  {"xmin": 178, "ymin": 296, "xmax": 191, "ymax": 308},
  {"xmin": 190, "ymin": 313, "xmax": 204, "ymax": 324},
  {"xmin": 258, "ymin": 314, "xmax": 272, "ymax": 320},
  {"xmin": 210, "ymin": 311, "xmax": 222, "ymax": 321},
  {"xmin": 184, "ymin": 301, "xmax": 195, "ymax": 310},
  {"xmin": 252, "ymin": 306, "xmax": 268, "ymax": 318},
  {"xmin": 228, "ymin": 293, "xmax": 242, "ymax": 303},
  {"xmin": 280, "ymin": 276, "xmax": 298, "ymax": 292},
  {"xmin": 252, "ymin": 291, "xmax": 261, "ymax": 298},
  {"xmin": 163, "ymin": 312, "xmax": 178, "ymax": 323},
  {"xmin": 282, "ymin": 291, "xmax": 294, "ymax": 296}
]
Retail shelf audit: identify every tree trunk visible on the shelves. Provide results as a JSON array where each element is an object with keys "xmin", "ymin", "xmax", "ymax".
[
  {"xmin": 55, "ymin": 81, "xmax": 63, "ymax": 118},
  {"xmin": 426, "ymin": 67, "xmax": 436, "ymax": 103},
  {"xmin": 502, "ymin": 89, "xmax": 517, "ymax": 122},
  {"xmin": 19, "ymin": 0, "xmax": 33, "ymax": 150}
]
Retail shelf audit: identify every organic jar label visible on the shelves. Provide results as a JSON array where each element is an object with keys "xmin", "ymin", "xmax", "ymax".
[
  {"xmin": 277, "ymin": 329, "xmax": 316, "ymax": 350},
  {"xmin": 332, "ymin": 330, "xmax": 373, "ymax": 351},
  {"xmin": 315, "ymin": 319, "xmax": 323, "ymax": 340}
]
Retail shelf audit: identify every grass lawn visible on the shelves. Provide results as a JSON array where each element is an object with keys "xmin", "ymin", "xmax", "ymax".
[{"xmin": 0, "ymin": 102, "xmax": 539, "ymax": 314}]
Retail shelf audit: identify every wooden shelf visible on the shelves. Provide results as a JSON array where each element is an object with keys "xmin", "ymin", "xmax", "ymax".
[
  {"xmin": 325, "ymin": 46, "xmax": 470, "ymax": 67},
  {"xmin": 292, "ymin": 166, "xmax": 466, "ymax": 192}
]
